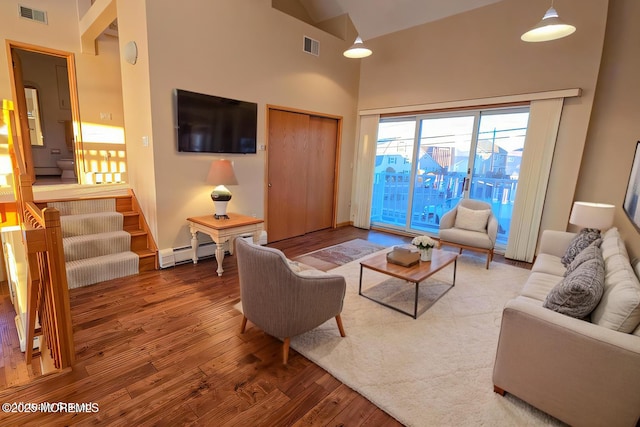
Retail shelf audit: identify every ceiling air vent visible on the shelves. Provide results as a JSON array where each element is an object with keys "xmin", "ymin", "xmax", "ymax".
[
  {"xmin": 303, "ymin": 36, "xmax": 319, "ymax": 56},
  {"xmin": 18, "ymin": 5, "xmax": 48, "ymax": 24}
]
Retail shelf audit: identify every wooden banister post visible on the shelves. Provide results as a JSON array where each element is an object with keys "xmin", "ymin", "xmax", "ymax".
[
  {"xmin": 42, "ymin": 207, "xmax": 75, "ymax": 367},
  {"xmin": 24, "ymin": 250, "xmax": 40, "ymax": 364}
]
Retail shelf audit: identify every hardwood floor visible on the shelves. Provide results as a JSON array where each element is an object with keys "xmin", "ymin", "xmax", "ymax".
[
  {"xmin": 0, "ymin": 227, "xmax": 409, "ymax": 426},
  {"xmin": 0, "ymin": 226, "xmax": 529, "ymax": 426}
]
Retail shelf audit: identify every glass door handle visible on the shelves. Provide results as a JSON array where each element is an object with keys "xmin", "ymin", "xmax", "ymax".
[
  {"xmin": 462, "ymin": 177, "xmax": 469, "ymax": 191},
  {"xmin": 465, "ymin": 168, "xmax": 471, "ymax": 191}
]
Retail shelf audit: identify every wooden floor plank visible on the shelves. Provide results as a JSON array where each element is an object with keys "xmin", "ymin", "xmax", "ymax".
[
  {"xmin": 221, "ymin": 386, "xmax": 291, "ymax": 427},
  {"xmin": 361, "ymin": 408, "xmax": 405, "ymax": 427},
  {"xmin": 329, "ymin": 392, "xmax": 380, "ymax": 426},
  {"xmin": 292, "ymin": 384, "xmax": 358, "ymax": 426},
  {"xmin": 259, "ymin": 381, "xmax": 337, "ymax": 427},
  {"xmin": 94, "ymin": 368, "xmax": 206, "ymax": 425},
  {"xmin": 184, "ymin": 355, "xmax": 277, "ymax": 420}
]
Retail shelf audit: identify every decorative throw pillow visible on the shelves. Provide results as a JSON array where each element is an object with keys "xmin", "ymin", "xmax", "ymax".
[
  {"xmin": 560, "ymin": 228, "xmax": 601, "ymax": 267},
  {"xmin": 287, "ymin": 259, "xmax": 304, "ymax": 273},
  {"xmin": 563, "ymin": 238, "xmax": 602, "ymax": 277},
  {"xmin": 297, "ymin": 268, "xmax": 332, "ymax": 277},
  {"xmin": 600, "ymin": 227, "xmax": 629, "ymax": 261},
  {"xmin": 590, "ymin": 256, "xmax": 640, "ymax": 332},
  {"xmin": 544, "ymin": 254, "xmax": 605, "ymax": 319},
  {"xmin": 454, "ymin": 205, "xmax": 491, "ymax": 232},
  {"xmin": 287, "ymin": 259, "xmax": 316, "ymax": 273}
]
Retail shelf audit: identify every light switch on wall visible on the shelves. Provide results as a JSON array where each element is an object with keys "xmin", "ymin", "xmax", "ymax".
[{"xmin": 142, "ymin": 136, "xmax": 149, "ymax": 147}]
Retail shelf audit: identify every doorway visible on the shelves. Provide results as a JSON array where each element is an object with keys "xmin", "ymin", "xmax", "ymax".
[
  {"xmin": 7, "ymin": 41, "xmax": 83, "ymax": 186},
  {"xmin": 266, "ymin": 107, "xmax": 341, "ymax": 243}
]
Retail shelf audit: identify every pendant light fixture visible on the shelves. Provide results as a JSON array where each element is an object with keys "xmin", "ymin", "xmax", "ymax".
[
  {"xmin": 343, "ymin": 36, "xmax": 372, "ymax": 58},
  {"xmin": 521, "ymin": 1, "xmax": 576, "ymax": 42}
]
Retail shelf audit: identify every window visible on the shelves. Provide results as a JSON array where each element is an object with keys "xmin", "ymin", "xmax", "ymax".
[{"xmin": 371, "ymin": 107, "xmax": 529, "ymax": 250}]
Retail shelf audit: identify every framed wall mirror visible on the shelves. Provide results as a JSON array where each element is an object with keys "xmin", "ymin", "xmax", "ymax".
[
  {"xmin": 623, "ymin": 141, "xmax": 640, "ymax": 231},
  {"xmin": 24, "ymin": 86, "xmax": 44, "ymax": 146}
]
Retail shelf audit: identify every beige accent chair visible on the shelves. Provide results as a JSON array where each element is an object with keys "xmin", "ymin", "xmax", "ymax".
[
  {"xmin": 438, "ymin": 199, "xmax": 498, "ymax": 269},
  {"xmin": 235, "ymin": 238, "xmax": 347, "ymax": 364}
]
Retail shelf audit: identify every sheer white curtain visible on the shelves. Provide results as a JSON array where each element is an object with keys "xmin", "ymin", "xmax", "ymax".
[
  {"xmin": 505, "ymin": 98, "xmax": 564, "ymax": 262},
  {"xmin": 351, "ymin": 114, "xmax": 379, "ymax": 228}
]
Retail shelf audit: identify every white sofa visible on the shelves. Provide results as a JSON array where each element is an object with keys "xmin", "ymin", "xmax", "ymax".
[{"xmin": 493, "ymin": 227, "xmax": 640, "ymax": 427}]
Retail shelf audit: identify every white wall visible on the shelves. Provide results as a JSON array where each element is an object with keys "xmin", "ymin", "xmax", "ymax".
[
  {"xmin": 7, "ymin": 0, "xmax": 636, "ymax": 262},
  {"xmin": 355, "ymin": 0, "xmax": 609, "ymax": 238},
  {"xmin": 575, "ymin": 0, "xmax": 640, "ymax": 261},
  {"xmin": 1, "ymin": 0, "xmax": 360, "ymax": 251},
  {"xmin": 0, "ymin": 1, "xmax": 125, "ymax": 150},
  {"xmin": 115, "ymin": 0, "xmax": 157, "ymax": 240},
  {"xmin": 118, "ymin": 0, "xmax": 361, "ymax": 249}
]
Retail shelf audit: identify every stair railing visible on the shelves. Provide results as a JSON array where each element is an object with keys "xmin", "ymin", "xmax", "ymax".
[{"xmin": 6, "ymin": 106, "xmax": 75, "ymax": 369}]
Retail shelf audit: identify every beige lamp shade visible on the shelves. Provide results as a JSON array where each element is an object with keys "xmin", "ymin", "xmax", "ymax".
[
  {"xmin": 207, "ymin": 159, "xmax": 238, "ymax": 185},
  {"xmin": 569, "ymin": 201, "xmax": 615, "ymax": 230}
]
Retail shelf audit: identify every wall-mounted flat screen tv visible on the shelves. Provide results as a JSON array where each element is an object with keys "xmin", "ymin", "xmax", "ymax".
[{"xmin": 175, "ymin": 89, "xmax": 257, "ymax": 154}]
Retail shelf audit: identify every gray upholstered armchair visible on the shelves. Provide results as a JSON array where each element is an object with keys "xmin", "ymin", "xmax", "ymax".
[
  {"xmin": 438, "ymin": 199, "xmax": 498, "ymax": 269},
  {"xmin": 235, "ymin": 238, "xmax": 347, "ymax": 364}
]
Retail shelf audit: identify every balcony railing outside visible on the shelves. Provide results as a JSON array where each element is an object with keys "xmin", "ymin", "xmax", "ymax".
[{"xmin": 371, "ymin": 171, "xmax": 517, "ymax": 246}]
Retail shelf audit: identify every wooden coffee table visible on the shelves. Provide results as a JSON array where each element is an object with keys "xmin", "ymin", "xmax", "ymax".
[{"xmin": 359, "ymin": 249, "xmax": 458, "ymax": 319}]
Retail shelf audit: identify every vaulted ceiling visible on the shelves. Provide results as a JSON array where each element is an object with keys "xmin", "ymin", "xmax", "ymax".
[{"xmin": 297, "ymin": 0, "xmax": 505, "ymax": 40}]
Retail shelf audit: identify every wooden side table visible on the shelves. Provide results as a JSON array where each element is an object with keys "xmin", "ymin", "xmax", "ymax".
[{"xmin": 187, "ymin": 213, "xmax": 264, "ymax": 276}]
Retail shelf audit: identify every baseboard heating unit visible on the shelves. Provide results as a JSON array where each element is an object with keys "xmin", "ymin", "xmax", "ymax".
[
  {"xmin": 159, "ymin": 230, "xmax": 267, "ymax": 268},
  {"xmin": 159, "ymin": 242, "xmax": 216, "ymax": 268}
]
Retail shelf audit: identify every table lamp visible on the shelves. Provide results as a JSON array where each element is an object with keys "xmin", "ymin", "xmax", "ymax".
[
  {"xmin": 569, "ymin": 201, "xmax": 615, "ymax": 231},
  {"xmin": 207, "ymin": 159, "xmax": 238, "ymax": 219}
]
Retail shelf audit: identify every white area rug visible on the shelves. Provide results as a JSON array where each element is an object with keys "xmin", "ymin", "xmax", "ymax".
[{"xmin": 289, "ymin": 250, "xmax": 564, "ymax": 426}]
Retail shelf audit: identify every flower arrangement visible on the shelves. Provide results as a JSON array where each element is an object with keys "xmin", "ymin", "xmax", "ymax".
[{"xmin": 411, "ymin": 235, "xmax": 436, "ymax": 250}]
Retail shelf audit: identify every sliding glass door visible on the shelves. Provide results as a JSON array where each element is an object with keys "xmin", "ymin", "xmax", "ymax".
[
  {"xmin": 410, "ymin": 114, "xmax": 476, "ymax": 231},
  {"xmin": 370, "ymin": 118, "xmax": 417, "ymax": 228},
  {"xmin": 470, "ymin": 111, "xmax": 529, "ymax": 246},
  {"xmin": 371, "ymin": 107, "xmax": 529, "ymax": 250}
]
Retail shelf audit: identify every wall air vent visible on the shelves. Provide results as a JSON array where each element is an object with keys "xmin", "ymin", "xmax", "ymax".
[
  {"xmin": 303, "ymin": 36, "xmax": 319, "ymax": 56},
  {"xmin": 18, "ymin": 5, "xmax": 48, "ymax": 24}
]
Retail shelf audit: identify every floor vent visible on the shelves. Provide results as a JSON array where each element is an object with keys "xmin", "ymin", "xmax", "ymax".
[
  {"xmin": 303, "ymin": 36, "xmax": 319, "ymax": 56},
  {"xmin": 18, "ymin": 5, "xmax": 48, "ymax": 24}
]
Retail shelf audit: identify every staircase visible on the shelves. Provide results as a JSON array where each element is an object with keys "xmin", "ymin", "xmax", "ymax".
[{"xmin": 36, "ymin": 194, "xmax": 157, "ymax": 289}]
